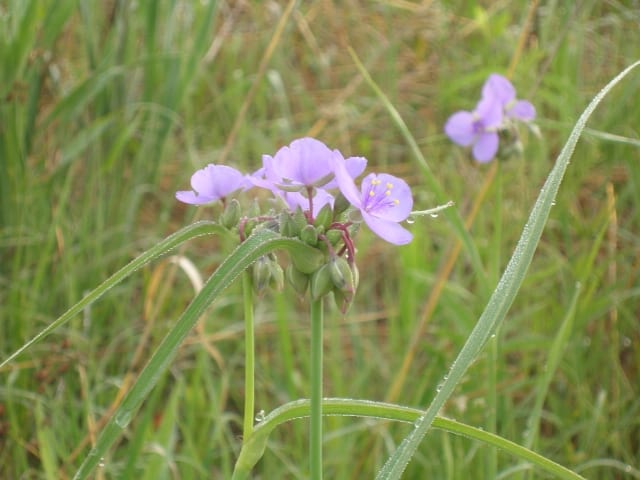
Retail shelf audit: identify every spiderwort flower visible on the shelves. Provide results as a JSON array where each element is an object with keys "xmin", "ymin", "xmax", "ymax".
[
  {"xmin": 332, "ymin": 158, "xmax": 413, "ymax": 245},
  {"xmin": 444, "ymin": 95, "xmax": 504, "ymax": 163},
  {"xmin": 445, "ymin": 73, "xmax": 536, "ymax": 163},
  {"xmin": 252, "ymin": 137, "xmax": 367, "ymax": 215},
  {"xmin": 176, "ymin": 164, "xmax": 250, "ymax": 205}
]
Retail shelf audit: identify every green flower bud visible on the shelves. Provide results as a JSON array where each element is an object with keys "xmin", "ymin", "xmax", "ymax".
[
  {"xmin": 328, "ymin": 256, "xmax": 355, "ymax": 294},
  {"xmin": 310, "ymin": 263, "xmax": 333, "ymax": 300},
  {"xmin": 313, "ymin": 203, "xmax": 333, "ymax": 230},
  {"xmin": 220, "ymin": 198, "xmax": 241, "ymax": 229},
  {"xmin": 292, "ymin": 208, "xmax": 309, "ymax": 234},
  {"xmin": 286, "ymin": 264, "xmax": 309, "ymax": 296},
  {"xmin": 288, "ymin": 244, "xmax": 325, "ymax": 274},
  {"xmin": 279, "ymin": 211, "xmax": 295, "ymax": 237},
  {"xmin": 300, "ymin": 224, "xmax": 318, "ymax": 246},
  {"xmin": 268, "ymin": 259, "xmax": 285, "ymax": 291},
  {"xmin": 252, "ymin": 256, "xmax": 271, "ymax": 293},
  {"xmin": 332, "ymin": 288, "xmax": 354, "ymax": 314},
  {"xmin": 325, "ymin": 229, "xmax": 343, "ymax": 246}
]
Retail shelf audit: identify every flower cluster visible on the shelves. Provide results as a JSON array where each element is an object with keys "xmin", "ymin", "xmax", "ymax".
[
  {"xmin": 444, "ymin": 73, "xmax": 536, "ymax": 163},
  {"xmin": 176, "ymin": 137, "xmax": 414, "ymax": 310}
]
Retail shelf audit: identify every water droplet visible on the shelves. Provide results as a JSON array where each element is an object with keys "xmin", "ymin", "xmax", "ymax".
[
  {"xmin": 429, "ymin": 213, "xmax": 439, "ymax": 218},
  {"xmin": 98, "ymin": 458, "xmax": 105, "ymax": 468},
  {"xmin": 406, "ymin": 216, "xmax": 415, "ymax": 224},
  {"xmin": 255, "ymin": 410, "xmax": 265, "ymax": 422},
  {"xmin": 115, "ymin": 410, "xmax": 132, "ymax": 429}
]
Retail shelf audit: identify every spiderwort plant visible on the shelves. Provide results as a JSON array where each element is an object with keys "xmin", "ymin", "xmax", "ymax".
[
  {"xmin": 175, "ymin": 137, "xmax": 415, "ymax": 479},
  {"xmin": 445, "ymin": 73, "xmax": 536, "ymax": 163}
]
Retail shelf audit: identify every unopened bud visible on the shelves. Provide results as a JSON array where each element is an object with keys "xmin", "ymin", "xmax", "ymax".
[
  {"xmin": 220, "ymin": 198, "xmax": 241, "ymax": 229},
  {"xmin": 310, "ymin": 263, "xmax": 333, "ymax": 300},
  {"xmin": 279, "ymin": 211, "xmax": 295, "ymax": 237},
  {"xmin": 300, "ymin": 224, "xmax": 318, "ymax": 246},
  {"xmin": 286, "ymin": 264, "xmax": 309, "ymax": 296},
  {"xmin": 292, "ymin": 207, "xmax": 308, "ymax": 235},
  {"xmin": 328, "ymin": 256, "xmax": 355, "ymax": 294},
  {"xmin": 325, "ymin": 229, "xmax": 343, "ymax": 246},
  {"xmin": 313, "ymin": 203, "xmax": 333, "ymax": 230},
  {"xmin": 252, "ymin": 256, "xmax": 271, "ymax": 293}
]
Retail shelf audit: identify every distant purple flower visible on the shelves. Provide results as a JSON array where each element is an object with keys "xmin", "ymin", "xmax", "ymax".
[
  {"xmin": 332, "ymin": 158, "xmax": 413, "ymax": 245},
  {"xmin": 482, "ymin": 74, "xmax": 535, "ymax": 122},
  {"xmin": 444, "ymin": 96, "xmax": 504, "ymax": 163},
  {"xmin": 176, "ymin": 164, "xmax": 250, "ymax": 205},
  {"xmin": 445, "ymin": 73, "xmax": 536, "ymax": 163}
]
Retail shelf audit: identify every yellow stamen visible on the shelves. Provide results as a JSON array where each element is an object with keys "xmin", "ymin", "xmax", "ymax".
[
  {"xmin": 369, "ymin": 190, "xmax": 375, "ymax": 197},
  {"xmin": 385, "ymin": 191, "xmax": 391, "ymax": 196},
  {"xmin": 393, "ymin": 199, "xmax": 400, "ymax": 205},
  {"xmin": 386, "ymin": 182, "xmax": 393, "ymax": 189}
]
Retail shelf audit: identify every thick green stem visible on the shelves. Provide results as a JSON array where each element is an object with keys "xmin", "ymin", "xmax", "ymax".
[
  {"xmin": 309, "ymin": 298, "xmax": 324, "ymax": 480},
  {"xmin": 242, "ymin": 272, "xmax": 255, "ymax": 443}
]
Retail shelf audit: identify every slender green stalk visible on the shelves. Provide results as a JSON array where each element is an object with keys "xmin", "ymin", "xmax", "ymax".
[
  {"xmin": 242, "ymin": 272, "xmax": 255, "ymax": 443},
  {"xmin": 309, "ymin": 299, "xmax": 324, "ymax": 480},
  {"xmin": 487, "ymin": 162, "xmax": 503, "ymax": 478}
]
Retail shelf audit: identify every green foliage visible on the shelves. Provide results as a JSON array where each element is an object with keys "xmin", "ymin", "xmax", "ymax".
[{"xmin": 1, "ymin": 1, "xmax": 639, "ymax": 479}]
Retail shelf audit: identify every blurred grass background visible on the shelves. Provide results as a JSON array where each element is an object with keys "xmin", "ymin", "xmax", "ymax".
[{"xmin": 1, "ymin": 0, "xmax": 639, "ymax": 478}]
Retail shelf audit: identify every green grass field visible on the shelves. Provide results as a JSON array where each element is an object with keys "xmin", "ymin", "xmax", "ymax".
[{"xmin": 1, "ymin": 1, "xmax": 639, "ymax": 478}]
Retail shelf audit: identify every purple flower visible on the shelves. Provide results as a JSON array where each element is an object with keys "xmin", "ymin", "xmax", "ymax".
[
  {"xmin": 252, "ymin": 137, "xmax": 367, "ymax": 213},
  {"xmin": 482, "ymin": 74, "xmax": 535, "ymax": 122},
  {"xmin": 445, "ymin": 73, "xmax": 536, "ymax": 163},
  {"xmin": 176, "ymin": 164, "xmax": 250, "ymax": 205},
  {"xmin": 444, "ymin": 96, "xmax": 504, "ymax": 163},
  {"xmin": 332, "ymin": 158, "xmax": 413, "ymax": 245}
]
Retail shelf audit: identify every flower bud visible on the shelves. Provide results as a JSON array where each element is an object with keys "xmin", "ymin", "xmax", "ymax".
[
  {"xmin": 278, "ymin": 211, "xmax": 295, "ymax": 237},
  {"xmin": 288, "ymin": 244, "xmax": 325, "ymax": 274},
  {"xmin": 300, "ymin": 224, "xmax": 318, "ymax": 247},
  {"xmin": 328, "ymin": 256, "xmax": 355, "ymax": 294},
  {"xmin": 252, "ymin": 256, "xmax": 271, "ymax": 293},
  {"xmin": 310, "ymin": 263, "xmax": 333, "ymax": 300},
  {"xmin": 220, "ymin": 198, "xmax": 241, "ymax": 229},
  {"xmin": 268, "ymin": 259, "xmax": 285, "ymax": 291},
  {"xmin": 313, "ymin": 203, "xmax": 333, "ymax": 231},
  {"xmin": 286, "ymin": 264, "xmax": 309, "ymax": 296},
  {"xmin": 325, "ymin": 229, "xmax": 343, "ymax": 246},
  {"xmin": 291, "ymin": 208, "xmax": 309, "ymax": 234},
  {"xmin": 332, "ymin": 288, "xmax": 354, "ymax": 314}
]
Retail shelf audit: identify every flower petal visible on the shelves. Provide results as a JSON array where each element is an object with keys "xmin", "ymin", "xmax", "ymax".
[
  {"xmin": 444, "ymin": 111, "xmax": 476, "ymax": 146},
  {"xmin": 472, "ymin": 132, "xmax": 499, "ymax": 163},
  {"xmin": 176, "ymin": 190, "xmax": 215, "ymax": 205},
  {"xmin": 331, "ymin": 154, "xmax": 363, "ymax": 209},
  {"xmin": 364, "ymin": 173, "xmax": 413, "ymax": 222},
  {"xmin": 475, "ymin": 96, "xmax": 503, "ymax": 129},
  {"xmin": 362, "ymin": 211, "xmax": 413, "ymax": 245},
  {"xmin": 482, "ymin": 74, "xmax": 515, "ymax": 105},
  {"xmin": 508, "ymin": 100, "xmax": 536, "ymax": 121}
]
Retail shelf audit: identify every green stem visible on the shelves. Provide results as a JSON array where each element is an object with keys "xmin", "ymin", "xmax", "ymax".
[
  {"xmin": 310, "ymin": 298, "xmax": 324, "ymax": 480},
  {"xmin": 487, "ymin": 162, "xmax": 503, "ymax": 478},
  {"xmin": 242, "ymin": 272, "xmax": 255, "ymax": 443}
]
